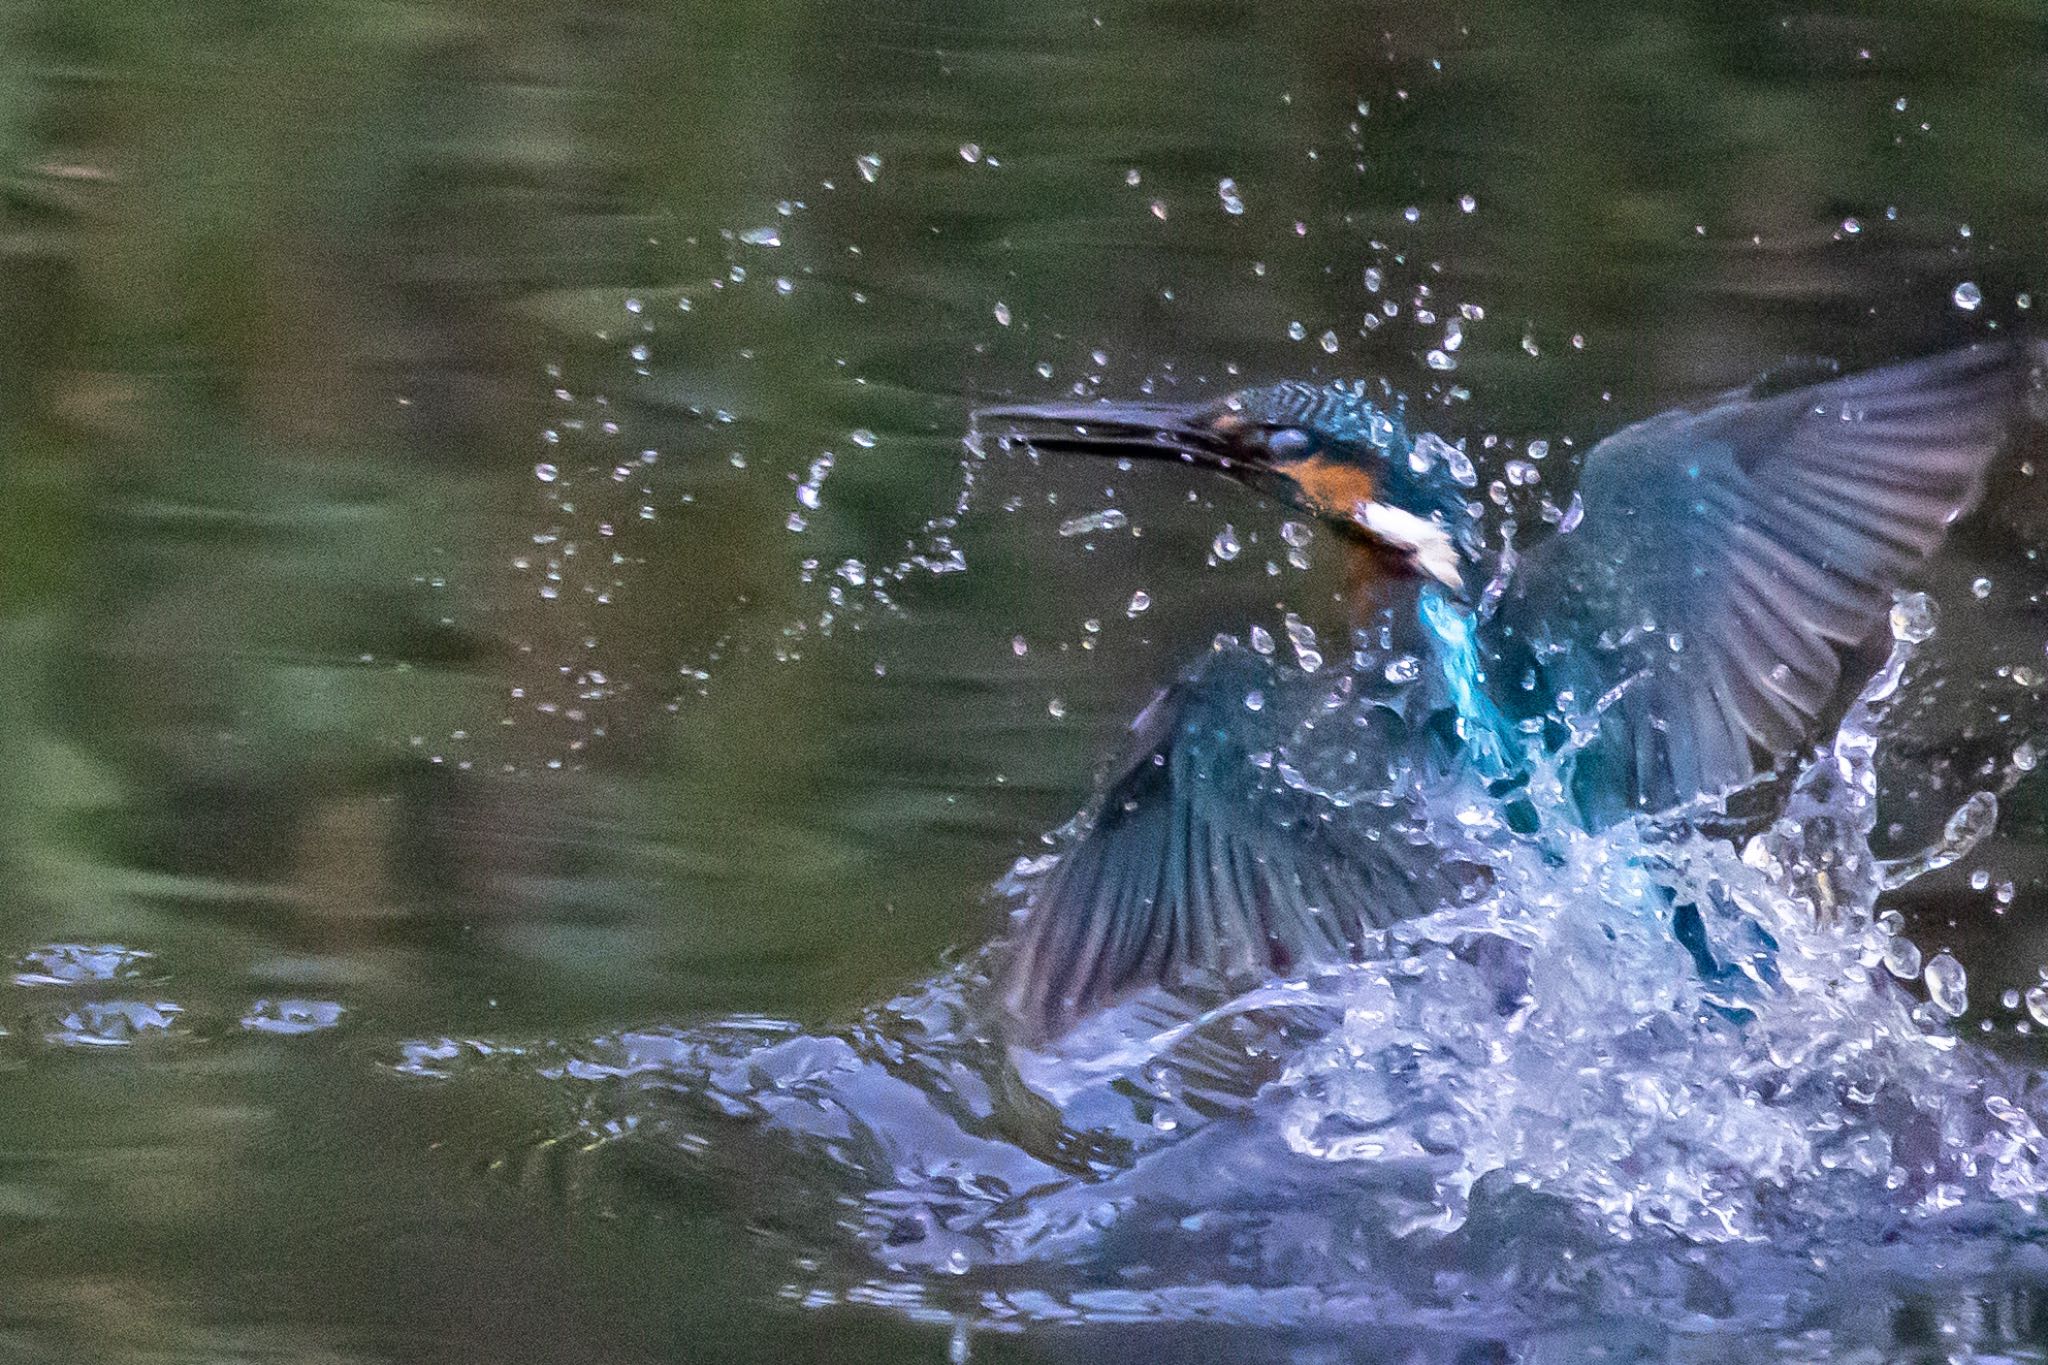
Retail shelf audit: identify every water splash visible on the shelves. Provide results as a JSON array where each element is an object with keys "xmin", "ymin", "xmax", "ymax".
[{"xmin": 405, "ymin": 612, "xmax": 2048, "ymax": 1345}]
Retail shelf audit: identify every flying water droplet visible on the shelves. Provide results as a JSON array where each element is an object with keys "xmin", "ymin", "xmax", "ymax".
[
  {"xmin": 1126, "ymin": 590, "xmax": 1150, "ymax": 617},
  {"xmin": 534, "ymin": 463, "xmax": 559, "ymax": 483},
  {"xmin": 855, "ymin": 153, "xmax": 882, "ymax": 183},
  {"xmin": 1883, "ymin": 933, "xmax": 1923, "ymax": 981},
  {"xmin": 1925, "ymin": 952, "xmax": 1968, "ymax": 1018},
  {"xmin": 993, "ymin": 301, "xmax": 1012, "ymax": 326},
  {"xmin": 739, "ymin": 225, "xmax": 782, "ymax": 247},
  {"xmin": 1211, "ymin": 525, "xmax": 1242, "ymax": 561},
  {"xmin": 1217, "ymin": 178, "xmax": 1245, "ymax": 215},
  {"xmin": 1058, "ymin": 507, "xmax": 1129, "ymax": 538},
  {"xmin": 1889, "ymin": 591, "xmax": 1938, "ymax": 643},
  {"xmin": 1953, "ymin": 281, "xmax": 1983, "ymax": 312},
  {"xmin": 1284, "ymin": 613, "xmax": 1323, "ymax": 672},
  {"xmin": 1878, "ymin": 791, "xmax": 1998, "ymax": 890}
]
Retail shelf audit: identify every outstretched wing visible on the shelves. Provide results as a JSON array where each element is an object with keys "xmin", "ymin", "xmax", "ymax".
[
  {"xmin": 999, "ymin": 644, "xmax": 1489, "ymax": 1042},
  {"xmin": 1487, "ymin": 342, "xmax": 2026, "ymax": 824}
]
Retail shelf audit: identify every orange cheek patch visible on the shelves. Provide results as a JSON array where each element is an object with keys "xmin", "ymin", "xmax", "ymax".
[{"xmin": 1286, "ymin": 457, "xmax": 1378, "ymax": 518}]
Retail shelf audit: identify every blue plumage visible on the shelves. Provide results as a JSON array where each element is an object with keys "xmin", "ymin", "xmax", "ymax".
[{"xmin": 978, "ymin": 342, "xmax": 2030, "ymax": 1039}]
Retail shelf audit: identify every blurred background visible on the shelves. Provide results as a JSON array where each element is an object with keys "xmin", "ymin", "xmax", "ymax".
[{"xmin": 0, "ymin": 0, "xmax": 2044, "ymax": 1359}]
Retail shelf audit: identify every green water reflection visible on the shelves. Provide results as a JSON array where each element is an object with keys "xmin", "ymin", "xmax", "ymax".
[{"xmin": 1, "ymin": 0, "xmax": 2046, "ymax": 1359}]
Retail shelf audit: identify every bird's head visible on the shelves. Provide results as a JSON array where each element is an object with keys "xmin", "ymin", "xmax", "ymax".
[{"xmin": 976, "ymin": 380, "xmax": 1478, "ymax": 595}]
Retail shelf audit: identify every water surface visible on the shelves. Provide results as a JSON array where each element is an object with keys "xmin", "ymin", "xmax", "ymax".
[{"xmin": 2, "ymin": 1, "xmax": 2048, "ymax": 1360}]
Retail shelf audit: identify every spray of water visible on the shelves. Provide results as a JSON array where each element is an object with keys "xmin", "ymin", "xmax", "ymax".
[{"xmin": 400, "ymin": 590, "xmax": 2048, "ymax": 1344}]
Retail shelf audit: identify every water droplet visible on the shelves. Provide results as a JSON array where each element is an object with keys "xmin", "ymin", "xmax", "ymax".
[
  {"xmin": 993, "ymin": 301, "xmax": 1012, "ymax": 326},
  {"xmin": 1953, "ymin": 281, "xmax": 1983, "ymax": 312},
  {"xmin": 534, "ymin": 463, "xmax": 559, "ymax": 483},
  {"xmin": 1889, "ymin": 591, "xmax": 1938, "ymax": 643},
  {"xmin": 1046, "ymin": 697, "xmax": 1066, "ymax": 719},
  {"xmin": 1211, "ymin": 525, "xmax": 1242, "ymax": 561},
  {"xmin": 1149, "ymin": 199, "xmax": 1168, "ymax": 221},
  {"xmin": 1527, "ymin": 439, "xmax": 1550, "ymax": 460},
  {"xmin": 1249, "ymin": 624, "xmax": 1276, "ymax": 655},
  {"xmin": 851, "ymin": 429, "xmax": 877, "ymax": 449},
  {"xmin": 1320, "ymin": 330, "xmax": 1340, "ymax": 354},
  {"xmin": 1288, "ymin": 321, "xmax": 1308, "ymax": 341},
  {"xmin": 1280, "ymin": 520, "xmax": 1312, "ymax": 549},
  {"xmin": 1217, "ymin": 178, "xmax": 1245, "ymax": 215},
  {"xmin": 855, "ymin": 153, "xmax": 882, "ymax": 183},
  {"xmin": 2028, "ymin": 985, "xmax": 2048, "ymax": 1027},
  {"xmin": 1126, "ymin": 590, "xmax": 1150, "ymax": 616},
  {"xmin": 1883, "ymin": 933, "xmax": 1923, "ymax": 981},
  {"xmin": 739, "ymin": 225, "xmax": 782, "ymax": 247},
  {"xmin": 1402, "ymin": 206, "xmax": 1420, "ymax": 223},
  {"xmin": 1285, "ymin": 612, "xmax": 1323, "ymax": 672},
  {"xmin": 1384, "ymin": 654, "xmax": 1422, "ymax": 684},
  {"xmin": 1426, "ymin": 349, "xmax": 1456, "ymax": 371},
  {"xmin": 1243, "ymin": 689, "xmax": 1265, "ymax": 712},
  {"xmin": 1841, "ymin": 217, "xmax": 1861, "ymax": 235},
  {"xmin": 1011, "ymin": 635, "xmax": 1028, "ymax": 656},
  {"xmin": 1125, "ymin": 168, "xmax": 1141, "ymax": 186},
  {"xmin": 959, "ymin": 143, "xmax": 982, "ymax": 163},
  {"xmin": 1925, "ymin": 951, "xmax": 1968, "ymax": 1017},
  {"xmin": 1457, "ymin": 193, "xmax": 1477, "ymax": 213},
  {"xmin": 1363, "ymin": 267, "xmax": 1383, "ymax": 293},
  {"xmin": 1414, "ymin": 433, "xmax": 1476, "ymax": 488}
]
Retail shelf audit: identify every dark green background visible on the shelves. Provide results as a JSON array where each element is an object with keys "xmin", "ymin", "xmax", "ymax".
[{"xmin": 0, "ymin": 0, "xmax": 2045, "ymax": 1359}]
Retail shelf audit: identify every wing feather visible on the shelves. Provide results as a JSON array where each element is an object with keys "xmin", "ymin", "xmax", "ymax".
[{"xmin": 1488, "ymin": 341, "xmax": 2024, "ymax": 819}]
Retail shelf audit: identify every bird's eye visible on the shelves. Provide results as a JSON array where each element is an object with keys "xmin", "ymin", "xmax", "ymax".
[{"xmin": 1263, "ymin": 427, "xmax": 1314, "ymax": 460}]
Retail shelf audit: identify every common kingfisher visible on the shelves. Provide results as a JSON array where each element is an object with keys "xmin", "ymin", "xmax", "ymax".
[{"xmin": 977, "ymin": 343, "xmax": 2029, "ymax": 1040}]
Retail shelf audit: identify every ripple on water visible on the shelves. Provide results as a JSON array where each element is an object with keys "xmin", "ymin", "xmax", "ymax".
[
  {"xmin": 13, "ymin": 943, "xmax": 154, "ymax": 987},
  {"xmin": 46, "ymin": 1000, "xmax": 183, "ymax": 1047}
]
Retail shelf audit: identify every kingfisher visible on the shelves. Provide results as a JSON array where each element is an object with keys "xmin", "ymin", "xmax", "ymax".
[{"xmin": 976, "ymin": 343, "xmax": 2029, "ymax": 1041}]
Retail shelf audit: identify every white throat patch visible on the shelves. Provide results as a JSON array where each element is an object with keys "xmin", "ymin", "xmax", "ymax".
[{"xmin": 1355, "ymin": 501, "xmax": 1464, "ymax": 591}]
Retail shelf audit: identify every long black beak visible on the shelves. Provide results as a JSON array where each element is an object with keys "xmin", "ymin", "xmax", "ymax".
[
  {"xmin": 971, "ymin": 399, "xmax": 1247, "ymax": 476},
  {"xmin": 973, "ymin": 396, "xmax": 1469, "ymax": 595}
]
